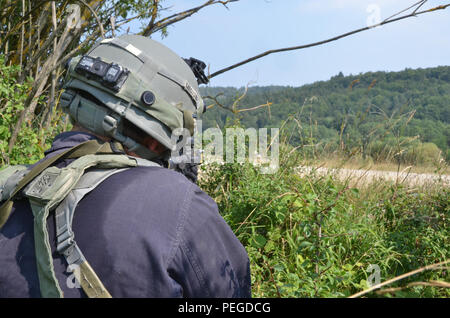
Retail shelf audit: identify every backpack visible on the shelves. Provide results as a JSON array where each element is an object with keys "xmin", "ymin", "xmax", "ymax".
[{"xmin": 0, "ymin": 140, "xmax": 160, "ymax": 298}]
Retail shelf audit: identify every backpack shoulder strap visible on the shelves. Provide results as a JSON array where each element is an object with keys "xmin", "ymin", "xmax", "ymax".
[
  {"xmin": 55, "ymin": 167, "xmax": 128, "ymax": 298},
  {"xmin": 0, "ymin": 139, "xmax": 125, "ymax": 229},
  {"xmin": 23, "ymin": 154, "xmax": 139, "ymax": 298},
  {"xmin": 54, "ymin": 158, "xmax": 161, "ymax": 298},
  {"xmin": 0, "ymin": 165, "xmax": 31, "ymax": 225},
  {"xmin": 1, "ymin": 165, "xmax": 30, "ymax": 200},
  {"xmin": 131, "ymin": 156, "xmax": 162, "ymax": 168}
]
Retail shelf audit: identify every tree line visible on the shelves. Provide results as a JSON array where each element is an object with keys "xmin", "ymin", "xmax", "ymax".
[{"xmin": 201, "ymin": 66, "xmax": 450, "ymax": 164}]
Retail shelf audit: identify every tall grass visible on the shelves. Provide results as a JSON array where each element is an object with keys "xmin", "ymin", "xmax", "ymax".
[
  {"xmin": 198, "ymin": 112, "xmax": 449, "ymax": 297},
  {"xmin": 198, "ymin": 144, "xmax": 449, "ymax": 297}
]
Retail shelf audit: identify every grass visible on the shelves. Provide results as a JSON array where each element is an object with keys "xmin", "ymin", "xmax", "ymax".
[{"xmin": 198, "ymin": 143, "xmax": 450, "ymax": 298}]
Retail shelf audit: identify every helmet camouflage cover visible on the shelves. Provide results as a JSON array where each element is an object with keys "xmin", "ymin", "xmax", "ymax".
[{"xmin": 61, "ymin": 34, "xmax": 204, "ymax": 160}]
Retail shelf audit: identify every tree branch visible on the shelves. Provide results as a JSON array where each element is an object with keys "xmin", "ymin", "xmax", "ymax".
[
  {"xmin": 143, "ymin": 0, "xmax": 160, "ymax": 36},
  {"xmin": 375, "ymin": 280, "xmax": 450, "ymax": 295},
  {"xmin": 141, "ymin": 0, "xmax": 239, "ymax": 36},
  {"xmin": 74, "ymin": 0, "xmax": 105, "ymax": 39},
  {"xmin": 208, "ymin": 2, "xmax": 450, "ymax": 80},
  {"xmin": 382, "ymin": 0, "xmax": 426, "ymax": 22},
  {"xmin": 348, "ymin": 259, "xmax": 450, "ymax": 298},
  {"xmin": 203, "ymin": 84, "xmax": 272, "ymax": 114}
]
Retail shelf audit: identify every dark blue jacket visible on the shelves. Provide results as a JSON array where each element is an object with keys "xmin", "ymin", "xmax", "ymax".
[{"xmin": 0, "ymin": 132, "xmax": 251, "ymax": 298}]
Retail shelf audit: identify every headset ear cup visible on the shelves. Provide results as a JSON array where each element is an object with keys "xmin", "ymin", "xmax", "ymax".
[
  {"xmin": 67, "ymin": 93, "xmax": 112, "ymax": 137},
  {"xmin": 69, "ymin": 94, "xmax": 81, "ymax": 123},
  {"xmin": 60, "ymin": 90, "xmax": 75, "ymax": 110}
]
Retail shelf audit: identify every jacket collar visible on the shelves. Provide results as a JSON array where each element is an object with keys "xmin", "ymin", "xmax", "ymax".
[{"xmin": 45, "ymin": 131, "xmax": 100, "ymax": 156}]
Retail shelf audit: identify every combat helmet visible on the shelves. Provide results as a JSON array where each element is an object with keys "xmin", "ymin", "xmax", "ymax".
[{"xmin": 61, "ymin": 34, "xmax": 206, "ymax": 160}]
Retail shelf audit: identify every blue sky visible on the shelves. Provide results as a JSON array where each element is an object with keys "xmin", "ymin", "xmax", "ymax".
[{"xmin": 130, "ymin": 0, "xmax": 450, "ymax": 87}]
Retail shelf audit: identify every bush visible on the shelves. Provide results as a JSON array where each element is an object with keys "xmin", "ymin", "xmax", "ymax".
[
  {"xmin": 368, "ymin": 138, "xmax": 443, "ymax": 166},
  {"xmin": 0, "ymin": 55, "xmax": 67, "ymax": 166},
  {"xmin": 199, "ymin": 144, "xmax": 449, "ymax": 298},
  {"xmin": 404, "ymin": 142, "xmax": 442, "ymax": 165}
]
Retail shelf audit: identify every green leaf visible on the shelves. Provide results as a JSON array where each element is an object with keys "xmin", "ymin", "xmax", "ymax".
[
  {"xmin": 251, "ymin": 234, "xmax": 267, "ymax": 249},
  {"xmin": 273, "ymin": 263, "xmax": 284, "ymax": 272}
]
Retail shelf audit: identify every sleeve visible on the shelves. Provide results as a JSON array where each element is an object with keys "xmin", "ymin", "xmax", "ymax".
[{"xmin": 167, "ymin": 186, "xmax": 252, "ymax": 298}]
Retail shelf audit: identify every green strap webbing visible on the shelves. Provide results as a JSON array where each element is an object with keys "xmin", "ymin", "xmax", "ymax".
[
  {"xmin": 57, "ymin": 161, "xmax": 158, "ymax": 298},
  {"xmin": 79, "ymin": 261, "xmax": 112, "ymax": 298},
  {"xmin": 29, "ymin": 200, "xmax": 113, "ymax": 298},
  {"xmin": 0, "ymin": 140, "xmax": 124, "ymax": 229},
  {"xmin": 29, "ymin": 201, "xmax": 64, "ymax": 297},
  {"xmin": 0, "ymin": 139, "xmax": 145, "ymax": 298},
  {"xmin": 0, "ymin": 201, "xmax": 13, "ymax": 229},
  {"xmin": 55, "ymin": 168, "xmax": 129, "ymax": 299},
  {"xmin": 25, "ymin": 154, "xmax": 138, "ymax": 298}
]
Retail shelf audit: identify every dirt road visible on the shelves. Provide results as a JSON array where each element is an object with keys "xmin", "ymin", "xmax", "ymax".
[
  {"xmin": 296, "ymin": 166, "xmax": 450, "ymax": 187},
  {"xmin": 200, "ymin": 155, "xmax": 449, "ymax": 187}
]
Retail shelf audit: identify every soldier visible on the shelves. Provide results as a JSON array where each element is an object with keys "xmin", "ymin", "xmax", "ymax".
[{"xmin": 0, "ymin": 35, "xmax": 251, "ymax": 298}]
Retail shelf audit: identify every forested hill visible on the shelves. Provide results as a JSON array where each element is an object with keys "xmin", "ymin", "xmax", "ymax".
[{"xmin": 200, "ymin": 66, "xmax": 450, "ymax": 161}]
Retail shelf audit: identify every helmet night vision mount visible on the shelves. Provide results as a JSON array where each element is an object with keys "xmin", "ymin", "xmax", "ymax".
[{"xmin": 75, "ymin": 56, "xmax": 130, "ymax": 92}]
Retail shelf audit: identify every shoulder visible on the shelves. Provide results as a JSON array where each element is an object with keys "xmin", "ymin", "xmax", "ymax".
[
  {"xmin": 120, "ymin": 166, "xmax": 218, "ymax": 219},
  {"xmin": 85, "ymin": 165, "xmax": 215, "ymax": 220},
  {"xmin": 110, "ymin": 165, "xmax": 200, "ymax": 194}
]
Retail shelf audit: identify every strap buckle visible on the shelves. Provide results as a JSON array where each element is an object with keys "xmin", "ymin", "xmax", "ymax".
[
  {"xmin": 102, "ymin": 115, "xmax": 118, "ymax": 134},
  {"xmin": 57, "ymin": 231, "xmax": 84, "ymax": 264},
  {"xmin": 56, "ymin": 229, "xmax": 75, "ymax": 255}
]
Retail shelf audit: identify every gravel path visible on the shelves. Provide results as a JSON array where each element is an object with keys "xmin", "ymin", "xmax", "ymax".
[
  {"xmin": 201, "ymin": 155, "xmax": 449, "ymax": 187},
  {"xmin": 296, "ymin": 166, "xmax": 450, "ymax": 187}
]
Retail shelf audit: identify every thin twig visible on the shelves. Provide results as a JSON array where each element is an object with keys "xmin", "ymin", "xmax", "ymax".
[
  {"xmin": 235, "ymin": 192, "xmax": 296, "ymax": 234},
  {"xmin": 236, "ymin": 102, "xmax": 273, "ymax": 113},
  {"xmin": 348, "ymin": 259, "xmax": 450, "ymax": 298},
  {"xmin": 110, "ymin": 16, "xmax": 116, "ymax": 37},
  {"xmin": 376, "ymin": 280, "xmax": 450, "ymax": 295},
  {"xmin": 204, "ymin": 85, "xmax": 272, "ymax": 114},
  {"xmin": 382, "ymin": 0, "xmax": 426, "ymax": 22},
  {"xmin": 19, "ymin": 0, "xmax": 25, "ymax": 77},
  {"xmin": 263, "ymin": 259, "xmax": 282, "ymax": 298},
  {"xmin": 74, "ymin": 0, "xmax": 104, "ymax": 39}
]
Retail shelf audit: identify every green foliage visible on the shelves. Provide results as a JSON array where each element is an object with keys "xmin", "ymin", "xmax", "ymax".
[
  {"xmin": 0, "ymin": 56, "xmax": 67, "ymax": 165},
  {"xmin": 201, "ymin": 66, "xmax": 450, "ymax": 163},
  {"xmin": 370, "ymin": 138, "xmax": 444, "ymax": 166},
  {"xmin": 199, "ymin": 144, "xmax": 449, "ymax": 298}
]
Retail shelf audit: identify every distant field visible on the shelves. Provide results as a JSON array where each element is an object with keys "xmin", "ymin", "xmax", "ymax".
[
  {"xmin": 297, "ymin": 166, "xmax": 450, "ymax": 188},
  {"xmin": 316, "ymin": 159, "xmax": 450, "ymax": 176}
]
